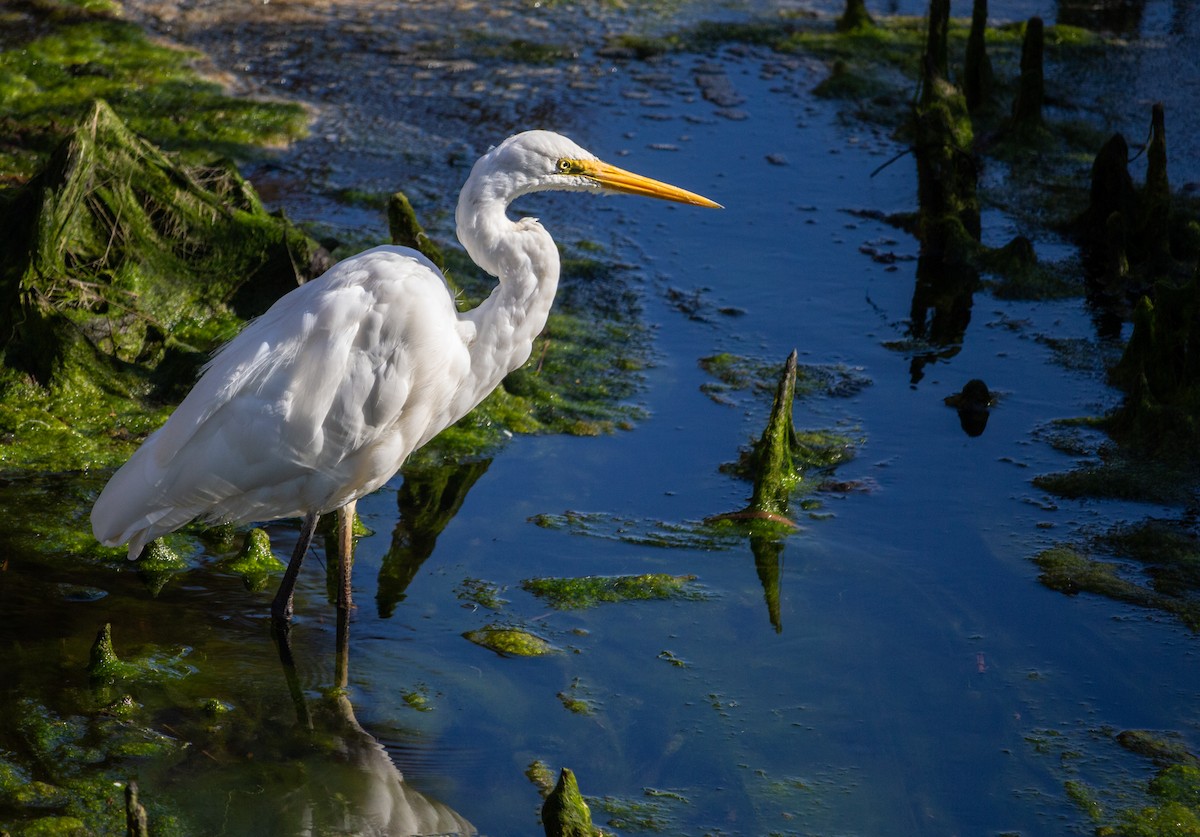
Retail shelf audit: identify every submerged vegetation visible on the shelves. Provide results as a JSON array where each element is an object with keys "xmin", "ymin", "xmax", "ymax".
[{"xmin": 521, "ymin": 574, "xmax": 705, "ymax": 610}]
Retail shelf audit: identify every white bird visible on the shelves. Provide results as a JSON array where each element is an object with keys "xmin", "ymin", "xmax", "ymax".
[{"xmin": 91, "ymin": 130, "xmax": 720, "ymax": 624}]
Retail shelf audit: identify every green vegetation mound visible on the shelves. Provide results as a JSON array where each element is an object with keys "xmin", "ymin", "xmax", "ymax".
[{"xmin": 0, "ymin": 100, "xmax": 325, "ymax": 473}]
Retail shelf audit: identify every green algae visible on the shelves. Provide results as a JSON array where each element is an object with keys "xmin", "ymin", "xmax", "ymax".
[
  {"xmin": 529, "ymin": 510, "xmax": 744, "ymax": 550},
  {"xmin": 1033, "ymin": 450, "xmax": 1196, "ymax": 505},
  {"xmin": 84, "ymin": 623, "xmax": 197, "ymax": 687},
  {"xmin": 542, "ymin": 768, "xmax": 597, "ymax": 837},
  {"xmin": 521, "ymin": 574, "xmax": 704, "ymax": 610},
  {"xmin": 456, "ymin": 577, "xmax": 508, "ymax": 611},
  {"xmin": 387, "ymin": 190, "xmax": 447, "ymax": 273},
  {"xmin": 1, "ymin": 698, "xmax": 186, "ymax": 835},
  {"xmin": 0, "ymin": 100, "xmax": 325, "ymax": 475},
  {"xmin": 463, "ymin": 625, "xmax": 557, "ymax": 657},
  {"xmin": 593, "ymin": 790, "xmax": 679, "ymax": 832},
  {"xmin": 87, "ymin": 623, "xmax": 134, "ymax": 683},
  {"xmin": 527, "ymin": 759, "xmax": 558, "ymax": 797},
  {"xmin": 836, "ymin": 0, "xmax": 874, "ymax": 33},
  {"xmin": 401, "ymin": 684, "xmax": 435, "ymax": 712},
  {"xmin": 1046, "ymin": 728, "xmax": 1200, "ymax": 836},
  {"xmin": 699, "ymin": 352, "xmax": 871, "ymax": 404},
  {"xmin": 217, "ymin": 528, "xmax": 284, "ymax": 592},
  {"xmin": 1033, "ymin": 546, "xmax": 1200, "ymax": 630},
  {"xmin": 0, "ymin": 1, "xmax": 307, "ymax": 182},
  {"xmin": 557, "ymin": 679, "xmax": 598, "ymax": 716},
  {"xmin": 1117, "ymin": 730, "xmax": 1199, "ymax": 767}
]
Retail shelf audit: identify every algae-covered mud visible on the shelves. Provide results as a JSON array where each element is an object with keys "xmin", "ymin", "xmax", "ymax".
[{"xmin": 4, "ymin": 0, "xmax": 1200, "ymax": 834}]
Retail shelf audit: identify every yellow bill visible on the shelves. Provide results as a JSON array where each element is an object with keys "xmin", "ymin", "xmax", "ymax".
[{"xmin": 581, "ymin": 159, "xmax": 723, "ymax": 208}]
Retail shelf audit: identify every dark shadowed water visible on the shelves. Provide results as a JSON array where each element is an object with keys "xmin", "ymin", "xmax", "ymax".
[{"xmin": 4, "ymin": 0, "xmax": 1200, "ymax": 834}]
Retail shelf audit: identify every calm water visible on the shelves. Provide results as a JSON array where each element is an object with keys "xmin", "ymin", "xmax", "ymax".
[{"xmin": 5, "ymin": 0, "xmax": 1200, "ymax": 834}]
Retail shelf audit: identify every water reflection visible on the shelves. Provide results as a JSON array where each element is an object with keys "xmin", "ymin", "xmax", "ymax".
[
  {"xmin": 750, "ymin": 535, "xmax": 785, "ymax": 633},
  {"xmin": 272, "ymin": 604, "xmax": 476, "ymax": 836},
  {"xmin": 376, "ymin": 458, "xmax": 492, "ymax": 618},
  {"xmin": 1057, "ymin": 0, "xmax": 1145, "ymax": 34},
  {"xmin": 906, "ymin": 254, "xmax": 979, "ymax": 385}
]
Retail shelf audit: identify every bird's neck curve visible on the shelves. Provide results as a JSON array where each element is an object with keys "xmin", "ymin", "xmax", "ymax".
[{"xmin": 454, "ymin": 176, "xmax": 561, "ymax": 408}]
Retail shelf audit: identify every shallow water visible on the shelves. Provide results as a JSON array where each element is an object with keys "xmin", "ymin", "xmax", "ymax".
[{"xmin": 5, "ymin": 0, "xmax": 1200, "ymax": 834}]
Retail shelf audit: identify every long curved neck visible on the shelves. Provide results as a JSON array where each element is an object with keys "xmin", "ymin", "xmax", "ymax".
[{"xmin": 454, "ymin": 184, "xmax": 561, "ymax": 410}]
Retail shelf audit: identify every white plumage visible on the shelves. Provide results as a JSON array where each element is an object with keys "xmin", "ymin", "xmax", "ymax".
[{"xmin": 91, "ymin": 130, "xmax": 719, "ymax": 623}]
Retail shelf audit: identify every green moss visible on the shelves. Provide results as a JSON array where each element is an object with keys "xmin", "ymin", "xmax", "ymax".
[
  {"xmin": 1117, "ymin": 730, "xmax": 1199, "ymax": 767},
  {"xmin": 1098, "ymin": 520, "xmax": 1200, "ymax": 597},
  {"xmin": 0, "ymin": 101, "xmax": 324, "ymax": 475},
  {"xmin": 542, "ymin": 768, "xmax": 596, "ymax": 837},
  {"xmin": 387, "ymin": 190, "xmax": 446, "ymax": 272},
  {"xmin": 401, "ymin": 685, "xmax": 435, "ymax": 712},
  {"xmin": 594, "ymin": 792, "xmax": 674, "ymax": 832},
  {"xmin": 0, "ymin": 4, "xmax": 306, "ymax": 181},
  {"xmin": 699, "ymin": 352, "xmax": 871, "ymax": 404},
  {"xmin": 527, "ymin": 759, "xmax": 558, "ymax": 798},
  {"xmin": 463, "ymin": 625, "xmax": 557, "ymax": 657},
  {"xmin": 87, "ymin": 623, "xmax": 135, "ymax": 683},
  {"xmin": 201, "ymin": 698, "xmax": 232, "ymax": 716},
  {"xmin": 1033, "ymin": 459, "xmax": 1195, "ymax": 506},
  {"xmin": 217, "ymin": 528, "xmax": 284, "ymax": 591},
  {"xmin": 529, "ymin": 511, "xmax": 744, "ymax": 550},
  {"xmin": 522, "ymin": 574, "xmax": 704, "ymax": 610},
  {"xmin": 456, "ymin": 577, "xmax": 508, "ymax": 610},
  {"xmin": 1150, "ymin": 765, "xmax": 1200, "ymax": 807},
  {"xmin": 17, "ymin": 815, "xmax": 91, "ymax": 835},
  {"xmin": 1065, "ymin": 780, "xmax": 1105, "ymax": 823},
  {"xmin": 557, "ymin": 679, "xmax": 598, "ymax": 716},
  {"xmin": 0, "ymin": 759, "xmax": 67, "ymax": 808},
  {"xmin": 1033, "ymin": 546, "xmax": 1200, "ymax": 630},
  {"xmin": 137, "ymin": 539, "xmax": 186, "ymax": 571}
]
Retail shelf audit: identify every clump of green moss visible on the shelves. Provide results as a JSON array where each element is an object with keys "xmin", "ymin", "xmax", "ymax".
[
  {"xmin": 463, "ymin": 625, "xmax": 557, "ymax": 657},
  {"xmin": 1054, "ymin": 732, "xmax": 1200, "ymax": 835},
  {"xmin": 1033, "ymin": 546, "xmax": 1200, "ymax": 630},
  {"xmin": 557, "ymin": 679, "xmax": 598, "ymax": 716},
  {"xmin": 713, "ymin": 353, "xmax": 859, "ymax": 529},
  {"xmin": 401, "ymin": 684, "xmax": 435, "ymax": 712},
  {"xmin": 0, "ymin": 100, "xmax": 325, "ymax": 475},
  {"xmin": 1117, "ymin": 730, "xmax": 1200, "ymax": 767},
  {"xmin": 522, "ymin": 574, "xmax": 704, "ymax": 610},
  {"xmin": 1033, "ymin": 458, "xmax": 1195, "ymax": 506},
  {"xmin": 456, "ymin": 577, "xmax": 508, "ymax": 610},
  {"xmin": 217, "ymin": 528, "xmax": 284, "ymax": 591},
  {"xmin": 542, "ymin": 768, "xmax": 597, "ymax": 837}
]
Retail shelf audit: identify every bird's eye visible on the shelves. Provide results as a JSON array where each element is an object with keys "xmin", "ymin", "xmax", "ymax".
[{"xmin": 556, "ymin": 158, "xmax": 583, "ymax": 175}]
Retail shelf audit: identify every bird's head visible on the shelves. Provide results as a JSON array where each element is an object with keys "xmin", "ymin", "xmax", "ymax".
[{"xmin": 472, "ymin": 130, "xmax": 721, "ymax": 209}]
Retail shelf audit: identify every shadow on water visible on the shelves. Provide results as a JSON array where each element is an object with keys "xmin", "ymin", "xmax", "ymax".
[{"xmin": 905, "ymin": 253, "xmax": 979, "ymax": 386}]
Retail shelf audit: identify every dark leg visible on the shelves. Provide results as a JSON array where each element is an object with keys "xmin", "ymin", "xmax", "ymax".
[
  {"xmin": 272, "ymin": 511, "xmax": 320, "ymax": 627},
  {"xmin": 335, "ymin": 501, "xmax": 356, "ymax": 613},
  {"xmin": 334, "ymin": 500, "xmax": 356, "ymax": 691}
]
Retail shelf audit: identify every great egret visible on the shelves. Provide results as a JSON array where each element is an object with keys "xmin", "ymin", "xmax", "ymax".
[{"xmin": 91, "ymin": 130, "xmax": 720, "ymax": 624}]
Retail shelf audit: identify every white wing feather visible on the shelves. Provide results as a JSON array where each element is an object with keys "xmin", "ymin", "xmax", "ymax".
[{"xmin": 91, "ymin": 246, "xmax": 472, "ymax": 557}]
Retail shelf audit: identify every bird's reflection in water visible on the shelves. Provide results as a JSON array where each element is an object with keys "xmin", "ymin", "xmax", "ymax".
[{"xmin": 272, "ymin": 601, "xmax": 476, "ymax": 836}]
